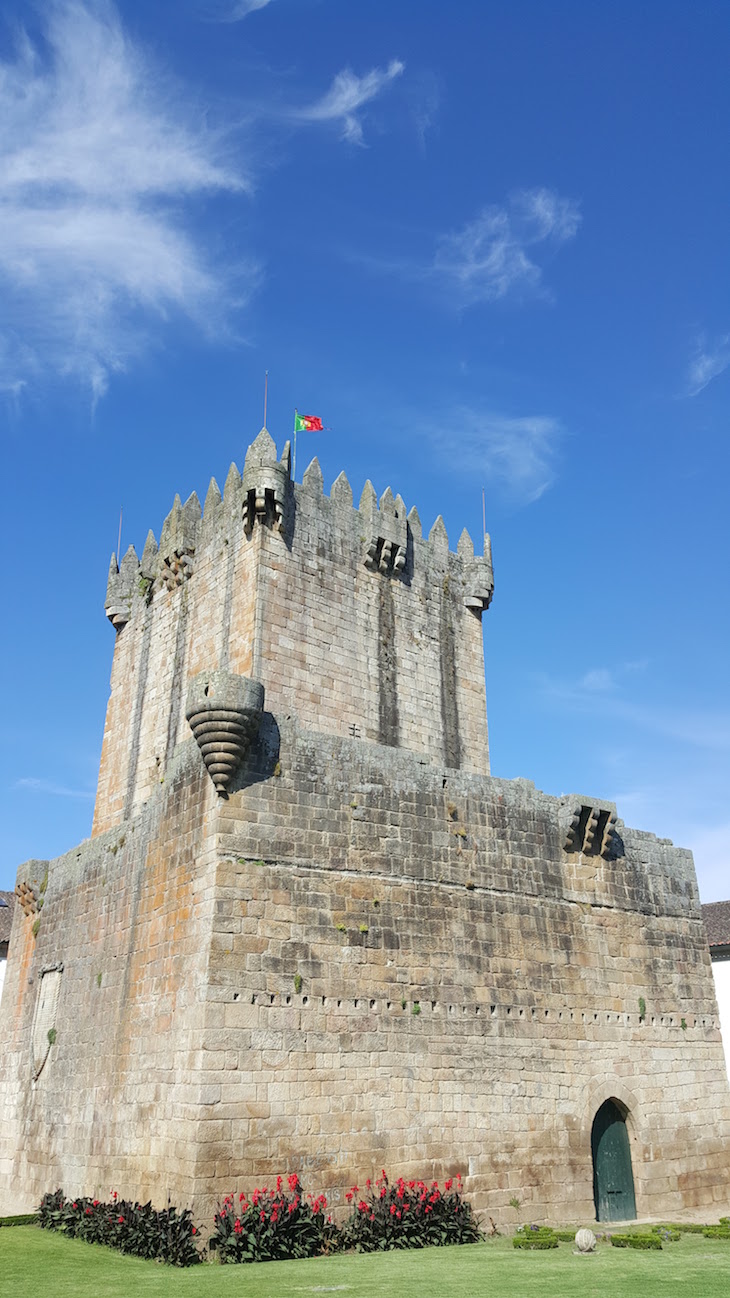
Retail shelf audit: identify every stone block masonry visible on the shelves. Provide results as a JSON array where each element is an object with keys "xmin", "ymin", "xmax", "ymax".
[{"xmin": 1, "ymin": 427, "xmax": 728, "ymax": 1224}]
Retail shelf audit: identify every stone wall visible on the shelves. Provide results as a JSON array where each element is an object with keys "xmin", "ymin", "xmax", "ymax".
[
  {"xmin": 0, "ymin": 748, "xmax": 220, "ymax": 1213},
  {"xmin": 2, "ymin": 719, "xmax": 728, "ymax": 1222},
  {"xmin": 93, "ymin": 431, "xmax": 493, "ymax": 837},
  {"xmin": 2, "ymin": 427, "xmax": 728, "ymax": 1225}
]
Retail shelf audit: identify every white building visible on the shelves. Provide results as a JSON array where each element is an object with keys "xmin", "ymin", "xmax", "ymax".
[
  {"xmin": 0, "ymin": 893, "xmax": 15, "ymax": 1005},
  {"xmin": 703, "ymin": 901, "xmax": 730, "ymax": 1085}
]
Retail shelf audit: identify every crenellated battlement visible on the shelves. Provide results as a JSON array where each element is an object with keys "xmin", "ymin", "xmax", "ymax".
[
  {"xmin": 105, "ymin": 427, "xmax": 494, "ymax": 632},
  {"xmin": 95, "ymin": 428, "xmax": 494, "ymax": 835}
]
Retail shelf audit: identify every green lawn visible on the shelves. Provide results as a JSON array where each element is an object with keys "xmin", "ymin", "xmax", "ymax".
[{"xmin": 2, "ymin": 1225, "xmax": 729, "ymax": 1298}]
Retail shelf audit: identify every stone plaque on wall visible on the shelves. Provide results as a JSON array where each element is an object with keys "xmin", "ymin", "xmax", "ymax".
[{"xmin": 31, "ymin": 967, "xmax": 62, "ymax": 1080}]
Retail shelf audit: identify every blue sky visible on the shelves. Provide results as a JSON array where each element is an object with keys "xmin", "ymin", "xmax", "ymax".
[{"xmin": 1, "ymin": 0, "xmax": 728, "ymax": 901}]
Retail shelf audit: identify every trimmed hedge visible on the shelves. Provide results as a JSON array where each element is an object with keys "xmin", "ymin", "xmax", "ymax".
[
  {"xmin": 0, "ymin": 1214, "xmax": 38, "ymax": 1228},
  {"xmin": 655, "ymin": 1222, "xmax": 709, "ymax": 1234},
  {"xmin": 610, "ymin": 1232, "xmax": 662, "ymax": 1250},
  {"xmin": 651, "ymin": 1226, "xmax": 681, "ymax": 1242},
  {"xmin": 513, "ymin": 1226, "xmax": 559, "ymax": 1250}
]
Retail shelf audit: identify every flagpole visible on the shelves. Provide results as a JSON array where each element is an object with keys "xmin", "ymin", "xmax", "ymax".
[
  {"xmin": 293, "ymin": 409, "xmax": 297, "ymax": 483},
  {"xmin": 263, "ymin": 370, "xmax": 268, "ymax": 429},
  {"xmin": 482, "ymin": 488, "xmax": 486, "ymax": 554},
  {"xmin": 117, "ymin": 507, "xmax": 123, "ymax": 563}
]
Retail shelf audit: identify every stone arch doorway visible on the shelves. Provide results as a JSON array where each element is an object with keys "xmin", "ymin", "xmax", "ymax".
[{"xmin": 591, "ymin": 1098, "xmax": 637, "ymax": 1221}]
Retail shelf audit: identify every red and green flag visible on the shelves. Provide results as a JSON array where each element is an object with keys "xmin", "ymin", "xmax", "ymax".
[{"xmin": 294, "ymin": 412, "xmax": 324, "ymax": 432}]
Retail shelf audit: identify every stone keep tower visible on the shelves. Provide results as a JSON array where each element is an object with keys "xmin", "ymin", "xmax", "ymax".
[{"xmin": 1, "ymin": 428, "xmax": 728, "ymax": 1225}]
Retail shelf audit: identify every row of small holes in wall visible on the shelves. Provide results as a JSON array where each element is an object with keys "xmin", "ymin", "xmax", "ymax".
[{"xmin": 230, "ymin": 992, "xmax": 714, "ymax": 1028}]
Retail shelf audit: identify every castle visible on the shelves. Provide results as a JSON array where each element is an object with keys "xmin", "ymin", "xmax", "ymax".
[{"xmin": 1, "ymin": 427, "xmax": 728, "ymax": 1224}]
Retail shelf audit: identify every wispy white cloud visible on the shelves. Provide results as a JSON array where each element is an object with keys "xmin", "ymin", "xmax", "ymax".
[
  {"xmin": 208, "ymin": 0, "xmax": 273, "ymax": 20},
  {"xmin": 434, "ymin": 188, "xmax": 581, "ymax": 305},
  {"xmin": 15, "ymin": 777, "xmax": 94, "ymax": 800},
  {"xmin": 686, "ymin": 331, "xmax": 730, "ymax": 396},
  {"xmin": 294, "ymin": 59, "xmax": 405, "ymax": 144},
  {"xmin": 0, "ymin": 1, "xmax": 252, "ymax": 401},
  {"xmin": 538, "ymin": 668, "xmax": 730, "ymax": 752},
  {"xmin": 427, "ymin": 406, "xmax": 562, "ymax": 504}
]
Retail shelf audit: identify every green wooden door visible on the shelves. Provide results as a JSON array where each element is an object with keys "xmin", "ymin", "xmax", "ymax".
[{"xmin": 591, "ymin": 1100, "xmax": 637, "ymax": 1221}]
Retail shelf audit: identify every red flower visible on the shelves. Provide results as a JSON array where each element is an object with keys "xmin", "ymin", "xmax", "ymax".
[
  {"xmin": 390, "ymin": 1204, "xmax": 397, "ymax": 1216},
  {"xmin": 345, "ymin": 1191, "xmax": 353, "ymax": 1203},
  {"xmin": 118, "ymin": 1215, "xmax": 124, "ymax": 1224},
  {"xmin": 260, "ymin": 1211, "xmax": 265, "ymax": 1222},
  {"xmin": 92, "ymin": 1199, "xmax": 99, "ymax": 1206},
  {"xmin": 72, "ymin": 1202, "xmax": 78, "ymax": 1209},
  {"xmin": 408, "ymin": 1180, "xmax": 416, "ymax": 1189},
  {"xmin": 276, "ymin": 1176, "xmax": 282, "ymax": 1192},
  {"xmin": 234, "ymin": 1219, "xmax": 242, "ymax": 1235},
  {"xmin": 366, "ymin": 1178, "xmax": 371, "ymax": 1188},
  {"xmin": 288, "ymin": 1173, "xmax": 299, "ymax": 1191},
  {"xmin": 85, "ymin": 1207, "xmax": 91, "ymax": 1215},
  {"xmin": 445, "ymin": 1179, "xmax": 453, "ymax": 1191},
  {"xmin": 358, "ymin": 1201, "xmax": 369, "ymax": 1213},
  {"xmin": 192, "ymin": 1226, "xmax": 197, "ymax": 1235}
]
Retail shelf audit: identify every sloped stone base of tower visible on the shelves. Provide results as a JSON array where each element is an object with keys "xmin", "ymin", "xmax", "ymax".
[{"xmin": 2, "ymin": 723, "xmax": 729, "ymax": 1223}]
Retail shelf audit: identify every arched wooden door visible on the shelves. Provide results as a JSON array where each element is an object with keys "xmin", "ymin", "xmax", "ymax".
[{"xmin": 591, "ymin": 1099, "xmax": 637, "ymax": 1221}]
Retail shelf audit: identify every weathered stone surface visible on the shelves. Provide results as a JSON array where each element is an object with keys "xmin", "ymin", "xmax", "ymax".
[{"xmin": 0, "ymin": 428, "xmax": 728, "ymax": 1230}]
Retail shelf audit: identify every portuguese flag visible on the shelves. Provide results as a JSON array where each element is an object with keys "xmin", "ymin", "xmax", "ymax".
[{"xmin": 294, "ymin": 411, "xmax": 324, "ymax": 432}]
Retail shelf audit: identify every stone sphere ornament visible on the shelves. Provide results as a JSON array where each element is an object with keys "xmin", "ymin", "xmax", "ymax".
[{"xmin": 575, "ymin": 1227, "xmax": 597, "ymax": 1253}]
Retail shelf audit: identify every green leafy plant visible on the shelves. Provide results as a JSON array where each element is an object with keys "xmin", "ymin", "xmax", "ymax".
[
  {"xmin": 293, "ymin": 974, "xmax": 303, "ymax": 994},
  {"xmin": 340, "ymin": 1172, "xmax": 480, "ymax": 1252},
  {"xmin": 359, "ymin": 925, "xmax": 369, "ymax": 934},
  {"xmin": 96, "ymin": 973, "xmax": 102, "ymax": 988},
  {"xmin": 47, "ymin": 1029, "xmax": 57, "ymax": 1046},
  {"xmin": 702, "ymin": 1221, "xmax": 730, "ymax": 1240},
  {"xmin": 681, "ymin": 1018, "xmax": 687, "ymax": 1031},
  {"xmin": 336, "ymin": 924, "xmax": 347, "ymax": 933},
  {"xmin": 513, "ymin": 1226, "xmax": 559, "ymax": 1250},
  {"xmin": 210, "ymin": 1175, "xmax": 337, "ymax": 1263},
  {"xmin": 31, "ymin": 918, "xmax": 41, "ymax": 939},
  {"xmin": 508, "ymin": 1196, "xmax": 521, "ymax": 1211},
  {"xmin": 401, "ymin": 999, "xmax": 407, "ymax": 1010},
  {"xmin": 638, "ymin": 996, "xmax": 646, "ymax": 1021},
  {"xmin": 610, "ymin": 1232, "xmax": 662, "ymax": 1250},
  {"xmin": 38, "ymin": 1189, "xmax": 201, "ymax": 1266},
  {"xmin": 412, "ymin": 1002, "xmax": 421, "ymax": 1016}
]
